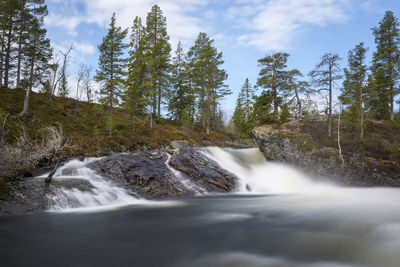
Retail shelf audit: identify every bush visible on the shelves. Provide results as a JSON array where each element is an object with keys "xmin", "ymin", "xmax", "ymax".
[
  {"xmin": 0, "ymin": 124, "xmax": 70, "ymax": 177},
  {"xmin": 386, "ymin": 143, "xmax": 400, "ymax": 161}
]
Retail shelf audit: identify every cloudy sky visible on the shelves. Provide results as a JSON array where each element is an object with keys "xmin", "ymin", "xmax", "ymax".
[{"xmin": 44, "ymin": 0, "xmax": 400, "ymax": 116}]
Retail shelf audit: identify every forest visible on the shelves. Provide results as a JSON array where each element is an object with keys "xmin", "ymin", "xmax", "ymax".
[
  {"xmin": 233, "ymin": 11, "xmax": 400, "ymax": 144},
  {"xmin": 1, "ymin": 1, "xmax": 400, "ymax": 163}
]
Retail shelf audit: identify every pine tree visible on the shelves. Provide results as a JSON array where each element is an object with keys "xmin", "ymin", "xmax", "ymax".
[
  {"xmin": 1, "ymin": 0, "xmax": 19, "ymax": 88},
  {"xmin": 21, "ymin": 19, "xmax": 52, "ymax": 119},
  {"xmin": 188, "ymin": 32, "xmax": 230, "ymax": 134},
  {"xmin": 339, "ymin": 42, "xmax": 368, "ymax": 139},
  {"xmin": 371, "ymin": 11, "xmax": 400, "ymax": 121},
  {"xmin": 95, "ymin": 13, "xmax": 128, "ymax": 136},
  {"xmin": 257, "ymin": 52, "xmax": 289, "ymax": 120},
  {"xmin": 143, "ymin": 5, "xmax": 171, "ymax": 119},
  {"xmin": 309, "ymin": 53, "xmax": 342, "ymax": 137},
  {"xmin": 15, "ymin": 0, "xmax": 47, "ymax": 88},
  {"xmin": 286, "ymin": 69, "xmax": 308, "ymax": 117}
]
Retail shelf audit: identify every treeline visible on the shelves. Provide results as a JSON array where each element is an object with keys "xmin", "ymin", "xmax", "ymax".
[
  {"xmin": 0, "ymin": 0, "xmax": 52, "ymax": 118},
  {"xmin": 1, "ymin": 2, "xmax": 231, "ymax": 136},
  {"xmin": 95, "ymin": 6, "xmax": 231, "ymax": 136},
  {"xmin": 233, "ymin": 11, "xmax": 400, "ymax": 142}
]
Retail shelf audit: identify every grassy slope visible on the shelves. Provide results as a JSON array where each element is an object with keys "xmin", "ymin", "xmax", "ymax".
[{"xmin": 0, "ymin": 87, "xmax": 236, "ymax": 156}]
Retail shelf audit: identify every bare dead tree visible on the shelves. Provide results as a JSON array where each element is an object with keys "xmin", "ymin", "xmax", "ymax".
[
  {"xmin": 49, "ymin": 56, "xmax": 61, "ymax": 98},
  {"xmin": 76, "ymin": 64, "xmax": 85, "ymax": 100},
  {"xmin": 309, "ymin": 53, "xmax": 342, "ymax": 137},
  {"xmin": 337, "ymin": 104, "xmax": 345, "ymax": 168},
  {"xmin": 57, "ymin": 44, "xmax": 74, "ymax": 97}
]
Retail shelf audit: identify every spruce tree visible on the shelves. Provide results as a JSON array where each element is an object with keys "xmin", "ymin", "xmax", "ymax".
[
  {"xmin": 126, "ymin": 16, "xmax": 146, "ymax": 130},
  {"xmin": 144, "ymin": 5, "xmax": 171, "ymax": 119},
  {"xmin": 188, "ymin": 32, "xmax": 230, "ymax": 134},
  {"xmin": 309, "ymin": 53, "xmax": 342, "ymax": 137},
  {"xmin": 339, "ymin": 42, "xmax": 368, "ymax": 139},
  {"xmin": 233, "ymin": 78, "xmax": 255, "ymax": 137},
  {"xmin": 168, "ymin": 41, "xmax": 194, "ymax": 122},
  {"xmin": 95, "ymin": 13, "xmax": 128, "ymax": 136},
  {"xmin": 257, "ymin": 53, "xmax": 289, "ymax": 120},
  {"xmin": 371, "ymin": 11, "xmax": 400, "ymax": 121}
]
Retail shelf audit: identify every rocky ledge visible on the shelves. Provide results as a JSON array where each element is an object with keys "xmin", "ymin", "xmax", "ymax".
[
  {"xmin": 88, "ymin": 146, "xmax": 237, "ymax": 199},
  {"xmin": 0, "ymin": 144, "xmax": 239, "ymax": 215},
  {"xmin": 0, "ymin": 178, "xmax": 93, "ymax": 215},
  {"xmin": 253, "ymin": 123, "xmax": 400, "ymax": 186}
]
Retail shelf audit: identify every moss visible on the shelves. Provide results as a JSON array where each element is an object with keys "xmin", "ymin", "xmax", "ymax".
[{"xmin": 0, "ymin": 177, "xmax": 10, "ymax": 195}]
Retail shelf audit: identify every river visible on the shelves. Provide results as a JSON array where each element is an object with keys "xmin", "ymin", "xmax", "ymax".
[{"xmin": 1, "ymin": 147, "xmax": 400, "ymax": 267}]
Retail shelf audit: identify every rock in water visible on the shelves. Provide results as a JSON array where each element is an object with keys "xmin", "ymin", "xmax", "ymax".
[
  {"xmin": 88, "ymin": 152, "xmax": 188, "ymax": 199},
  {"xmin": 169, "ymin": 147, "xmax": 237, "ymax": 192},
  {"xmin": 0, "ymin": 178, "xmax": 93, "ymax": 215}
]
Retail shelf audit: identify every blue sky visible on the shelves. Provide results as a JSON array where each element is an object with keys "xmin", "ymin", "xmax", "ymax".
[{"xmin": 44, "ymin": 0, "xmax": 400, "ymax": 117}]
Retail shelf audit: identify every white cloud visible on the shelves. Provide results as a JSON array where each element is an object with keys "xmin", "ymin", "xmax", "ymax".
[
  {"xmin": 45, "ymin": 14, "xmax": 84, "ymax": 36},
  {"xmin": 234, "ymin": 0, "xmax": 353, "ymax": 51},
  {"xmin": 74, "ymin": 42, "xmax": 96, "ymax": 55},
  {"xmin": 48, "ymin": 0, "xmax": 209, "ymax": 48}
]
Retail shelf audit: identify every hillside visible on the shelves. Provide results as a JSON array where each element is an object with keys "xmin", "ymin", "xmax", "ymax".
[
  {"xmin": 0, "ymin": 87, "xmax": 240, "ymax": 157},
  {"xmin": 254, "ymin": 118, "xmax": 400, "ymax": 182}
]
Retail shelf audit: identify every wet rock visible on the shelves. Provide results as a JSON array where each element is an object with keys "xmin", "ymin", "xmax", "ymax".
[
  {"xmin": 169, "ymin": 147, "xmax": 237, "ymax": 192},
  {"xmin": 88, "ymin": 152, "xmax": 191, "ymax": 199},
  {"xmin": 0, "ymin": 177, "xmax": 94, "ymax": 216}
]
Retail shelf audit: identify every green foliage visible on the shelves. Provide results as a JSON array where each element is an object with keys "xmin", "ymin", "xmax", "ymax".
[
  {"xmin": 168, "ymin": 41, "xmax": 195, "ymax": 122},
  {"xmin": 370, "ymin": 11, "xmax": 400, "ymax": 121},
  {"xmin": 252, "ymin": 90, "xmax": 276, "ymax": 125},
  {"xmin": 286, "ymin": 69, "xmax": 309, "ymax": 117},
  {"xmin": 339, "ymin": 42, "xmax": 368, "ymax": 141},
  {"xmin": 279, "ymin": 104, "xmax": 291, "ymax": 122},
  {"xmin": 143, "ymin": 5, "xmax": 171, "ymax": 118},
  {"xmin": 385, "ymin": 143, "xmax": 400, "ymax": 161},
  {"xmin": 257, "ymin": 52, "xmax": 289, "ymax": 120},
  {"xmin": 95, "ymin": 13, "xmax": 128, "ymax": 135},
  {"xmin": 233, "ymin": 78, "xmax": 256, "ymax": 138},
  {"xmin": 188, "ymin": 32, "xmax": 230, "ymax": 134}
]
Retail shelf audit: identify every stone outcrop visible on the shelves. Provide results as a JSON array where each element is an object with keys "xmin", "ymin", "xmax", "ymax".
[
  {"xmin": 253, "ymin": 124, "xmax": 400, "ymax": 186},
  {"xmin": 0, "ymin": 177, "xmax": 93, "ymax": 215},
  {"xmin": 88, "ymin": 147, "xmax": 238, "ymax": 199}
]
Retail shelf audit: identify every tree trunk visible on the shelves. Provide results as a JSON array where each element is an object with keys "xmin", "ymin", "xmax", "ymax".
[
  {"xmin": 295, "ymin": 88, "xmax": 301, "ymax": 117},
  {"xmin": 22, "ymin": 53, "xmax": 35, "ymax": 119},
  {"xmin": 4, "ymin": 19, "xmax": 13, "ymax": 88},
  {"xmin": 0, "ymin": 27, "xmax": 6, "ymax": 87},
  {"xmin": 16, "ymin": 1, "xmax": 26, "ymax": 88},
  {"xmin": 206, "ymin": 86, "xmax": 210, "ymax": 135},
  {"xmin": 359, "ymin": 68, "xmax": 364, "ymax": 139},
  {"xmin": 328, "ymin": 65, "xmax": 332, "ymax": 137},
  {"xmin": 337, "ymin": 107, "xmax": 344, "ymax": 168},
  {"xmin": 272, "ymin": 57, "xmax": 278, "ymax": 119},
  {"xmin": 390, "ymin": 71, "xmax": 394, "ymax": 121}
]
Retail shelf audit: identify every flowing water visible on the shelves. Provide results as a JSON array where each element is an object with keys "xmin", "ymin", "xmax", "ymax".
[{"xmin": 1, "ymin": 147, "xmax": 400, "ymax": 267}]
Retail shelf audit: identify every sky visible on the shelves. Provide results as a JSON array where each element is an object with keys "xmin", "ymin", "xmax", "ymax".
[{"xmin": 44, "ymin": 0, "xmax": 400, "ymax": 117}]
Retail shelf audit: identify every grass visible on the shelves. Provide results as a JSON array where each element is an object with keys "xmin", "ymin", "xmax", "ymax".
[{"xmin": 0, "ymin": 87, "xmax": 236, "ymax": 157}]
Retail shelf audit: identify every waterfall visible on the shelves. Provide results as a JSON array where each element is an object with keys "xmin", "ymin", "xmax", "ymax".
[
  {"xmin": 201, "ymin": 147, "xmax": 326, "ymax": 194},
  {"xmin": 41, "ymin": 158, "xmax": 147, "ymax": 212}
]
